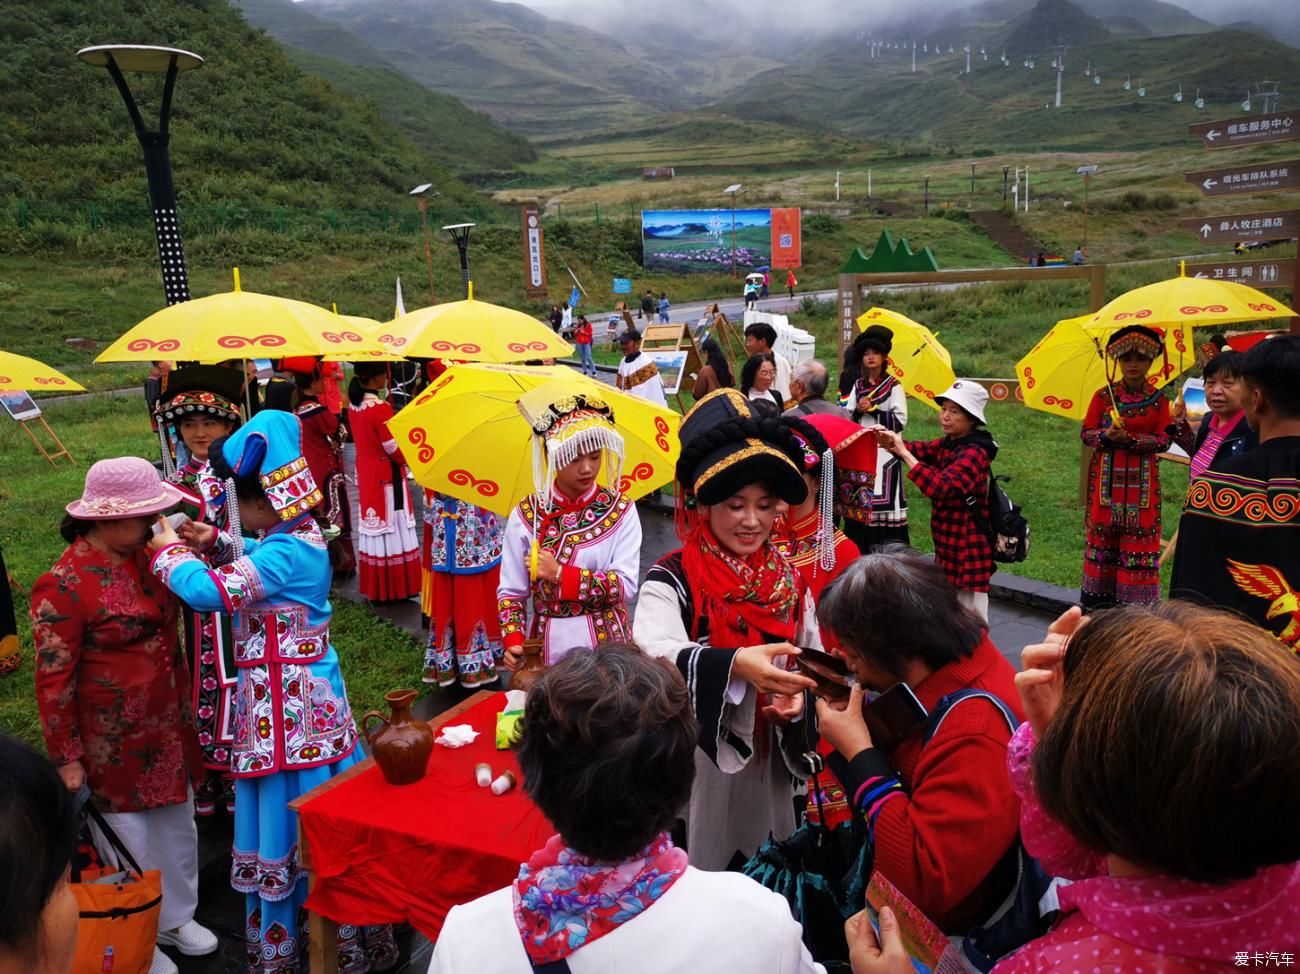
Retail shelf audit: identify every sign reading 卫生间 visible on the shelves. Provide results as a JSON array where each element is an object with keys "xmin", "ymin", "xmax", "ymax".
[
  {"xmin": 640, "ymin": 208, "xmax": 802, "ymax": 274},
  {"xmin": 1184, "ymin": 259, "xmax": 1295, "ymax": 289},
  {"xmin": 520, "ymin": 204, "xmax": 548, "ymax": 300}
]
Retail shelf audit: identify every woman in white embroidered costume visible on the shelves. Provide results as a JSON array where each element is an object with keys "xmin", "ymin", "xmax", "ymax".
[
  {"xmin": 497, "ymin": 390, "xmax": 642, "ymax": 669},
  {"xmin": 149, "ymin": 411, "xmax": 396, "ymax": 974},
  {"xmin": 348, "ymin": 362, "xmax": 421, "ymax": 602}
]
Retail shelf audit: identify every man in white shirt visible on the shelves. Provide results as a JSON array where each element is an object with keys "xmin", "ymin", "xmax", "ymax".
[
  {"xmin": 615, "ymin": 329, "xmax": 668, "ymax": 408},
  {"xmin": 745, "ymin": 321, "xmax": 792, "ymax": 405},
  {"xmin": 560, "ymin": 301, "xmax": 573, "ymax": 336}
]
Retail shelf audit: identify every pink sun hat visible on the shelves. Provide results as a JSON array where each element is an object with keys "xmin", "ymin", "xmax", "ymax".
[{"xmin": 66, "ymin": 456, "xmax": 186, "ymax": 520}]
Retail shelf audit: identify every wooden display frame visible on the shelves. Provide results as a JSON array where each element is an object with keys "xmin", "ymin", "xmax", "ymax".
[{"xmin": 640, "ymin": 323, "xmax": 704, "ymax": 412}]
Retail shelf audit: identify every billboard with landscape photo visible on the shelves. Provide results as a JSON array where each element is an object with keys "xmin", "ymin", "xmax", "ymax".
[{"xmin": 641, "ymin": 208, "xmax": 773, "ymax": 274}]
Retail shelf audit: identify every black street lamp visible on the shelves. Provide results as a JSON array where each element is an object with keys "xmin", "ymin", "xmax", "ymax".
[
  {"xmin": 77, "ymin": 45, "xmax": 203, "ymax": 306},
  {"xmin": 443, "ymin": 223, "xmax": 475, "ymax": 299}
]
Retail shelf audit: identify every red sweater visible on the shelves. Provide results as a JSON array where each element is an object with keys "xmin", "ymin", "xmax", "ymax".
[{"xmin": 828, "ymin": 636, "xmax": 1024, "ymax": 932}]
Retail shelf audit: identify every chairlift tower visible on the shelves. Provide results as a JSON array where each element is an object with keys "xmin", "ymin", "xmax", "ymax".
[
  {"xmin": 1255, "ymin": 82, "xmax": 1281, "ymax": 114},
  {"xmin": 1054, "ymin": 45, "xmax": 1067, "ymax": 109}
]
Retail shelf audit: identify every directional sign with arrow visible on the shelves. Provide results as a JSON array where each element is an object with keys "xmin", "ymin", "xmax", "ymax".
[
  {"xmin": 1184, "ymin": 259, "xmax": 1295, "ymax": 289},
  {"xmin": 1182, "ymin": 210, "xmax": 1299, "ymax": 243},
  {"xmin": 1190, "ymin": 111, "xmax": 1298, "ymax": 150},
  {"xmin": 1185, "ymin": 161, "xmax": 1300, "ymax": 197}
]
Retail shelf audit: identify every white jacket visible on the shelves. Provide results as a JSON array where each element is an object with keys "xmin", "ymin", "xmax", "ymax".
[{"xmin": 428, "ymin": 866, "xmax": 825, "ymax": 974}]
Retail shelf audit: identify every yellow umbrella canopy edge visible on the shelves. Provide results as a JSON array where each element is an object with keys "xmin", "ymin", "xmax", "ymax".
[
  {"xmin": 378, "ymin": 296, "xmax": 573, "ymax": 363},
  {"xmin": 1085, "ymin": 265, "xmax": 1294, "ymax": 331},
  {"xmin": 0, "ymin": 350, "xmax": 86, "ymax": 392},
  {"xmin": 388, "ymin": 363, "xmax": 679, "ymax": 514}
]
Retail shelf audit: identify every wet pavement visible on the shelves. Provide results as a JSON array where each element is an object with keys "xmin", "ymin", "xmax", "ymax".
[{"xmin": 173, "ymin": 503, "xmax": 1053, "ymax": 973}]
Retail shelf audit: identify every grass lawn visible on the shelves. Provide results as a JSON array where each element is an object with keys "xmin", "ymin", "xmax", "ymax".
[{"xmin": 0, "ymin": 395, "xmax": 424, "ymax": 750}]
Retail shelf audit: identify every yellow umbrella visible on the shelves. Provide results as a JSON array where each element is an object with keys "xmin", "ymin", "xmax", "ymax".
[
  {"xmin": 322, "ymin": 312, "xmax": 406, "ymax": 363},
  {"xmin": 377, "ymin": 285, "xmax": 573, "ymax": 363},
  {"xmin": 1084, "ymin": 263, "xmax": 1295, "ymax": 334},
  {"xmin": 856, "ymin": 306, "xmax": 956, "ymax": 412},
  {"xmin": 387, "ymin": 363, "xmax": 679, "ymax": 516},
  {"xmin": 0, "ymin": 350, "xmax": 85, "ymax": 392},
  {"xmin": 96, "ymin": 269, "xmax": 386, "ymax": 363},
  {"xmin": 1016, "ymin": 315, "xmax": 1191, "ymax": 422}
]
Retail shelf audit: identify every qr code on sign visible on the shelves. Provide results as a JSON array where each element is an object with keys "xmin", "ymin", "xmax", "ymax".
[{"xmin": 780, "ymin": 234, "xmax": 793, "ymax": 248}]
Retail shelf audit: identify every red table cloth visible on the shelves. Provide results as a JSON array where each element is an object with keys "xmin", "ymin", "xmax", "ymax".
[{"xmin": 300, "ymin": 692, "xmax": 554, "ymax": 939}]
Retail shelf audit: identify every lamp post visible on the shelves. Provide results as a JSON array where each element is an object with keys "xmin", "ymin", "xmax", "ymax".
[
  {"xmin": 924, "ymin": 177, "xmax": 931, "ymax": 215},
  {"xmin": 1076, "ymin": 164, "xmax": 1098, "ymax": 249},
  {"xmin": 410, "ymin": 183, "xmax": 439, "ymax": 305},
  {"xmin": 77, "ymin": 44, "xmax": 203, "ymax": 306},
  {"xmin": 443, "ymin": 223, "xmax": 475, "ymax": 299},
  {"xmin": 724, "ymin": 184, "xmax": 744, "ymax": 281}
]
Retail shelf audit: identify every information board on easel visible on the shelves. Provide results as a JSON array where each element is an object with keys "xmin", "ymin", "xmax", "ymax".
[
  {"xmin": 640, "ymin": 323, "xmax": 704, "ymax": 412},
  {"xmin": 1, "ymin": 392, "xmax": 76, "ymax": 465}
]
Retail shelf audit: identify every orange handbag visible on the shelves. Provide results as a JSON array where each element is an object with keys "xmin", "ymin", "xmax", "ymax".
[{"xmin": 71, "ymin": 804, "xmax": 163, "ymax": 974}]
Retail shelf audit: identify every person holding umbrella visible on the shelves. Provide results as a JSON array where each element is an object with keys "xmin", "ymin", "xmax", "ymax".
[
  {"xmin": 1079, "ymin": 326, "xmax": 1171, "ymax": 610},
  {"xmin": 497, "ymin": 390, "xmax": 643, "ymax": 670}
]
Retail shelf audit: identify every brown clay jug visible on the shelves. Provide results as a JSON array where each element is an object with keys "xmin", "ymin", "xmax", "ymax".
[
  {"xmin": 508, "ymin": 639, "xmax": 546, "ymax": 692},
  {"xmin": 361, "ymin": 689, "xmax": 434, "ymax": 786}
]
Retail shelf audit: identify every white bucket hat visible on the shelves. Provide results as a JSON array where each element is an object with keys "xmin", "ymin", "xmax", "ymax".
[{"xmin": 935, "ymin": 380, "xmax": 989, "ymax": 425}]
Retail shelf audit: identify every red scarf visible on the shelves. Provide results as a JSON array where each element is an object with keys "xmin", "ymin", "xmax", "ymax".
[{"xmin": 680, "ymin": 521, "xmax": 800, "ymax": 648}]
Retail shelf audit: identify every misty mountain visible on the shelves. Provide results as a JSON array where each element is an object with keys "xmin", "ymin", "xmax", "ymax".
[
  {"xmin": 1000, "ymin": 0, "xmax": 1113, "ymax": 49},
  {"xmin": 233, "ymin": 0, "xmax": 536, "ymax": 172},
  {"xmin": 297, "ymin": 0, "xmax": 693, "ymax": 138}
]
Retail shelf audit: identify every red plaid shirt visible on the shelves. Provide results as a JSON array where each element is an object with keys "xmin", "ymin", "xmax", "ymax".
[{"xmin": 907, "ymin": 436, "xmax": 995, "ymax": 591}]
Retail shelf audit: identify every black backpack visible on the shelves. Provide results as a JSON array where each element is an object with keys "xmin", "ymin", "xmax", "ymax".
[{"xmin": 967, "ymin": 471, "xmax": 1029, "ymax": 564}]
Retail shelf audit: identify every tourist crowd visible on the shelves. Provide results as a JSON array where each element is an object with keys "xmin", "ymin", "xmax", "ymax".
[{"xmin": 6, "ymin": 328, "xmax": 1300, "ymax": 974}]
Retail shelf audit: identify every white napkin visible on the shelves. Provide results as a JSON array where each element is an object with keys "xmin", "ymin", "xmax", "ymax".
[
  {"xmin": 502, "ymin": 689, "xmax": 527, "ymax": 713},
  {"xmin": 434, "ymin": 724, "xmax": 480, "ymax": 748}
]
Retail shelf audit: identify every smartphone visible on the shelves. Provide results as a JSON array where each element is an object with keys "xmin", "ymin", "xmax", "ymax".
[
  {"xmin": 794, "ymin": 647, "xmax": 852, "ymax": 702},
  {"xmin": 862, "ymin": 683, "xmax": 928, "ymax": 751}
]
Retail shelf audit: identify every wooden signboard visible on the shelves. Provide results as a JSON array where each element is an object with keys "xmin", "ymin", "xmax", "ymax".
[
  {"xmin": 1181, "ymin": 210, "xmax": 1300, "ymax": 244},
  {"xmin": 520, "ymin": 204, "xmax": 548, "ymax": 300},
  {"xmin": 1184, "ymin": 259, "xmax": 1294, "ymax": 289},
  {"xmin": 639, "ymin": 323, "xmax": 704, "ymax": 412},
  {"xmin": 1185, "ymin": 160, "xmax": 1300, "ymax": 197},
  {"xmin": 1190, "ymin": 111, "xmax": 1299, "ymax": 150}
]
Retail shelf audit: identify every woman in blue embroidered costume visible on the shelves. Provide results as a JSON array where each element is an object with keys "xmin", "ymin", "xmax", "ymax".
[
  {"xmin": 1080, "ymin": 325, "xmax": 1172, "ymax": 610},
  {"xmin": 155, "ymin": 365, "xmax": 245, "ymax": 818},
  {"xmin": 497, "ymin": 390, "xmax": 642, "ymax": 669},
  {"xmin": 148, "ymin": 411, "xmax": 396, "ymax": 974},
  {"xmin": 842, "ymin": 326, "xmax": 910, "ymax": 553}
]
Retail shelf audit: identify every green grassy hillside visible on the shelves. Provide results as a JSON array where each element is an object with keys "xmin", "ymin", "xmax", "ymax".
[
  {"xmin": 0, "ymin": 0, "xmax": 485, "ymax": 210},
  {"xmin": 303, "ymin": 0, "xmax": 691, "ymax": 137},
  {"xmin": 236, "ymin": 0, "xmax": 537, "ymax": 175},
  {"xmin": 723, "ymin": 21, "xmax": 1300, "ymax": 151}
]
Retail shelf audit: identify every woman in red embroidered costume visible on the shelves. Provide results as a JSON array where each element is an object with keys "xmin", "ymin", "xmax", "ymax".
[
  {"xmin": 843, "ymin": 326, "xmax": 910, "ymax": 553},
  {"xmin": 497, "ymin": 391, "xmax": 642, "ymax": 668},
  {"xmin": 32, "ymin": 458, "xmax": 216, "ymax": 971},
  {"xmin": 154, "ymin": 366, "xmax": 245, "ymax": 818},
  {"xmin": 348, "ymin": 362, "xmax": 420, "ymax": 602},
  {"xmin": 1080, "ymin": 326, "xmax": 1171, "ymax": 610},
  {"xmin": 634, "ymin": 389, "xmax": 819, "ymax": 871},
  {"xmin": 773, "ymin": 415, "xmax": 865, "ymax": 600}
]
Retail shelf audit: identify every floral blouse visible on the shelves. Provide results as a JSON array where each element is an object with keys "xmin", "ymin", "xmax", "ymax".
[{"xmin": 32, "ymin": 539, "xmax": 201, "ymax": 813}]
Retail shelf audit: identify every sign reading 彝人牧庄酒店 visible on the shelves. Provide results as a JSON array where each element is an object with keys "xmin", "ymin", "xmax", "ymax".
[{"xmin": 1181, "ymin": 210, "xmax": 1300, "ymax": 244}]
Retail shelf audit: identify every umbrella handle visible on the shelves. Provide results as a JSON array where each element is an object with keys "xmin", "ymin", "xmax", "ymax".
[{"xmin": 528, "ymin": 540, "xmax": 539, "ymax": 582}]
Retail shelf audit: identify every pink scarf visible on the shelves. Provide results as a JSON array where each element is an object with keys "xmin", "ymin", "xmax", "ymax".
[{"xmin": 1189, "ymin": 410, "xmax": 1243, "ymax": 480}]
